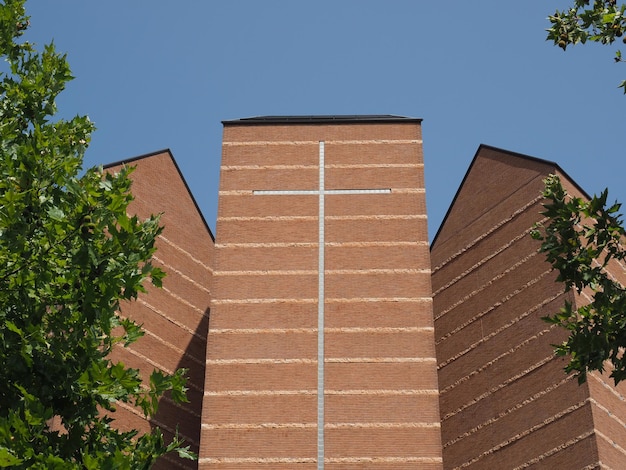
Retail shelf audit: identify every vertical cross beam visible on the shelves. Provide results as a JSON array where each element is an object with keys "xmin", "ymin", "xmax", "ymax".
[{"xmin": 253, "ymin": 141, "xmax": 391, "ymax": 470}]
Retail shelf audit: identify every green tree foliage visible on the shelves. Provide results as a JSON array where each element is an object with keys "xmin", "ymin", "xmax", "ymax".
[
  {"xmin": 547, "ymin": 0, "xmax": 626, "ymax": 92},
  {"xmin": 532, "ymin": 175, "xmax": 626, "ymax": 385},
  {"xmin": 0, "ymin": 1, "xmax": 193, "ymax": 467}
]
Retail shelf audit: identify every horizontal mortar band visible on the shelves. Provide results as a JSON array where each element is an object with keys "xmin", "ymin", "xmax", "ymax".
[
  {"xmin": 204, "ymin": 389, "xmax": 439, "ymax": 397},
  {"xmin": 209, "ymin": 326, "xmax": 433, "ymax": 334},
  {"xmin": 206, "ymin": 357, "xmax": 436, "ymax": 365},
  {"xmin": 201, "ymin": 422, "xmax": 439, "ymax": 430},
  {"xmin": 211, "ymin": 297, "xmax": 433, "ymax": 304},
  {"xmin": 213, "ymin": 268, "xmax": 430, "ymax": 276},
  {"xmin": 222, "ymin": 139, "xmax": 422, "ymax": 146}
]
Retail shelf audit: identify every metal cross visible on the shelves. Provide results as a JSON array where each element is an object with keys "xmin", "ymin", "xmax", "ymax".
[{"xmin": 254, "ymin": 141, "xmax": 391, "ymax": 470}]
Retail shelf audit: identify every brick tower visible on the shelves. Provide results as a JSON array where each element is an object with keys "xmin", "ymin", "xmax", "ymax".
[
  {"xmin": 200, "ymin": 116, "xmax": 443, "ymax": 469},
  {"xmin": 431, "ymin": 145, "xmax": 626, "ymax": 469}
]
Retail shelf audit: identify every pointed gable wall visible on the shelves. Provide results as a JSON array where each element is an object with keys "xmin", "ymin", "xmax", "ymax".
[
  {"xmin": 431, "ymin": 145, "xmax": 597, "ymax": 468},
  {"xmin": 105, "ymin": 150, "xmax": 214, "ymax": 470},
  {"xmin": 432, "ymin": 145, "xmax": 556, "ymax": 265}
]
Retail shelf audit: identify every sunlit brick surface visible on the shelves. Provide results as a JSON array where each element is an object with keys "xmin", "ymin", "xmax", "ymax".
[
  {"xmin": 200, "ymin": 118, "xmax": 442, "ymax": 469},
  {"xmin": 431, "ymin": 146, "xmax": 626, "ymax": 470},
  {"xmin": 106, "ymin": 151, "xmax": 213, "ymax": 469}
]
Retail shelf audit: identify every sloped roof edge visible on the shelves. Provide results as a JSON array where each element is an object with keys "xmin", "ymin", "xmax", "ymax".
[
  {"xmin": 430, "ymin": 143, "xmax": 590, "ymax": 249},
  {"xmin": 103, "ymin": 149, "xmax": 215, "ymax": 242}
]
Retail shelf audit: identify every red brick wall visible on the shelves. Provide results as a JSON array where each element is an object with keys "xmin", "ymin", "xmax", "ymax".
[
  {"xmin": 200, "ymin": 121, "xmax": 442, "ymax": 469},
  {"xmin": 106, "ymin": 151, "xmax": 213, "ymax": 469},
  {"xmin": 431, "ymin": 146, "xmax": 626, "ymax": 469}
]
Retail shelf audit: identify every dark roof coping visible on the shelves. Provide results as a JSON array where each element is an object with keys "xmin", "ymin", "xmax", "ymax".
[
  {"xmin": 222, "ymin": 115, "xmax": 422, "ymax": 125},
  {"xmin": 103, "ymin": 148, "xmax": 215, "ymax": 242},
  {"xmin": 430, "ymin": 143, "xmax": 590, "ymax": 248}
]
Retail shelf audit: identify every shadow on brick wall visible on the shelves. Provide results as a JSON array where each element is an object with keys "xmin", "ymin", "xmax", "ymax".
[{"xmin": 151, "ymin": 307, "xmax": 210, "ymax": 470}]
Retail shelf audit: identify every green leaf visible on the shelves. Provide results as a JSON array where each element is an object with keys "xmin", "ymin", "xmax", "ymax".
[
  {"xmin": 176, "ymin": 446, "xmax": 197, "ymax": 461},
  {"xmin": 5, "ymin": 320, "xmax": 23, "ymax": 336},
  {"xmin": 47, "ymin": 206, "xmax": 65, "ymax": 221},
  {"xmin": 0, "ymin": 1, "xmax": 189, "ymax": 464},
  {"xmin": 0, "ymin": 447, "xmax": 23, "ymax": 467}
]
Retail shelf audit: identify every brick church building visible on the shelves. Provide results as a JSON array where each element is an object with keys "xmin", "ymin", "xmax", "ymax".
[{"xmin": 108, "ymin": 116, "xmax": 626, "ymax": 469}]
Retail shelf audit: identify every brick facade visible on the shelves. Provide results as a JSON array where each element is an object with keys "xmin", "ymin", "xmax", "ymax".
[
  {"xmin": 105, "ymin": 150, "xmax": 213, "ymax": 469},
  {"xmin": 100, "ymin": 120, "xmax": 626, "ymax": 470},
  {"xmin": 431, "ymin": 145, "xmax": 626, "ymax": 469},
  {"xmin": 200, "ymin": 116, "xmax": 442, "ymax": 469}
]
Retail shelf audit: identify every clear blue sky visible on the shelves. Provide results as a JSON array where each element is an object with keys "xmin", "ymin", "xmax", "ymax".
[{"xmin": 24, "ymin": 1, "xmax": 625, "ymax": 239}]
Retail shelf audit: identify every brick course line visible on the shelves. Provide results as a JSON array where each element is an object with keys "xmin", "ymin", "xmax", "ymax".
[
  {"xmin": 198, "ymin": 457, "xmax": 442, "ymax": 465},
  {"xmin": 206, "ymin": 358, "xmax": 316, "ymax": 365},
  {"xmin": 328, "ymin": 268, "xmax": 430, "ymax": 274},
  {"xmin": 157, "ymin": 234, "xmax": 212, "ymax": 273},
  {"xmin": 327, "ymin": 297, "xmax": 433, "ymax": 303},
  {"xmin": 326, "ymin": 241, "xmax": 428, "ymax": 247},
  {"xmin": 222, "ymin": 164, "xmax": 317, "ymax": 170},
  {"xmin": 116, "ymin": 392, "xmax": 202, "ymax": 422},
  {"xmin": 327, "ymin": 163, "xmax": 423, "ymax": 168},
  {"xmin": 327, "ymin": 457, "xmax": 443, "ymax": 464},
  {"xmin": 209, "ymin": 327, "xmax": 431, "ymax": 334},
  {"xmin": 223, "ymin": 140, "xmax": 318, "ymax": 146},
  {"xmin": 432, "ymin": 196, "xmax": 544, "ymax": 273},
  {"xmin": 199, "ymin": 458, "xmax": 317, "ymax": 464},
  {"xmin": 215, "ymin": 241, "xmax": 427, "ymax": 248},
  {"xmin": 115, "ymin": 401, "xmax": 201, "ymax": 446},
  {"xmin": 326, "ymin": 326, "xmax": 433, "ymax": 333},
  {"xmin": 325, "ymin": 357, "xmax": 436, "ymax": 363},
  {"xmin": 222, "ymin": 139, "xmax": 422, "ymax": 146},
  {"xmin": 204, "ymin": 390, "xmax": 316, "ymax": 396},
  {"xmin": 221, "ymin": 163, "xmax": 423, "ymax": 170},
  {"xmin": 218, "ymin": 216, "xmax": 316, "ymax": 221},
  {"xmin": 325, "ymin": 422, "xmax": 440, "ymax": 429},
  {"xmin": 433, "ymin": 225, "xmax": 537, "ymax": 296},
  {"xmin": 216, "ymin": 242, "xmax": 318, "ymax": 248},
  {"xmin": 203, "ymin": 389, "xmax": 439, "ymax": 397},
  {"xmin": 202, "ymin": 422, "xmax": 316, "ymax": 430},
  {"xmin": 436, "ymin": 269, "xmax": 554, "ymax": 344},
  {"xmin": 210, "ymin": 327, "xmax": 316, "ymax": 334},
  {"xmin": 589, "ymin": 371, "xmax": 626, "ymax": 403},
  {"xmin": 218, "ymin": 215, "xmax": 426, "ymax": 221},
  {"xmin": 434, "ymin": 251, "xmax": 540, "ymax": 321},
  {"xmin": 389, "ymin": 188, "xmax": 426, "ymax": 194},
  {"xmin": 437, "ymin": 293, "xmax": 563, "ymax": 368},
  {"xmin": 160, "ymin": 285, "xmax": 207, "ymax": 315},
  {"xmin": 152, "ymin": 255, "xmax": 211, "ymax": 294},
  {"xmin": 453, "ymin": 399, "xmax": 589, "ymax": 469},
  {"xmin": 590, "ymin": 399, "xmax": 626, "ymax": 457},
  {"xmin": 510, "ymin": 430, "xmax": 596, "ymax": 470},
  {"xmin": 212, "ymin": 298, "xmax": 317, "ymax": 304},
  {"xmin": 439, "ymin": 324, "xmax": 557, "ymax": 395},
  {"xmin": 138, "ymin": 298, "xmax": 207, "ymax": 340},
  {"xmin": 201, "ymin": 422, "xmax": 439, "ymax": 430},
  {"xmin": 440, "ymin": 355, "xmax": 556, "ymax": 419},
  {"xmin": 325, "ymin": 389, "xmax": 439, "ymax": 395},
  {"xmin": 212, "ymin": 297, "xmax": 432, "ymax": 304},
  {"xmin": 140, "ymin": 327, "xmax": 204, "ymax": 367},
  {"xmin": 591, "ymin": 464, "xmax": 611, "ymax": 470},
  {"xmin": 219, "ymin": 188, "xmax": 425, "ymax": 196},
  {"xmin": 213, "ymin": 268, "xmax": 429, "ymax": 275},
  {"xmin": 205, "ymin": 357, "xmax": 436, "ymax": 365},
  {"xmin": 213, "ymin": 269, "xmax": 317, "ymax": 276},
  {"xmin": 326, "ymin": 214, "xmax": 426, "ymax": 220},
  {"xmin": 113, "ymin": 343, "xmax": 203, "ymax": 393},
  {"xmin": 443, "ymin": 375, "xmax": 574, "ymax": 447},
  {"xmin": 595, "ymin": 428, "xmax": 626, "ymax": 459}
]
